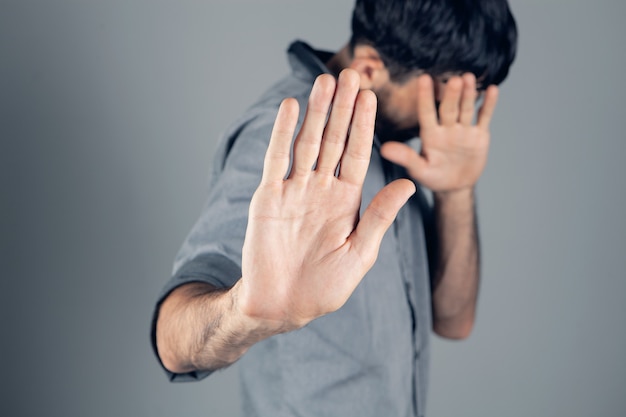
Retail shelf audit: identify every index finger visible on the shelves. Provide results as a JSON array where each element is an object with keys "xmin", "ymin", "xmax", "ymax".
[{"xmin": 477, "ymin": 85, "xmax": 499, "ymax": 130}]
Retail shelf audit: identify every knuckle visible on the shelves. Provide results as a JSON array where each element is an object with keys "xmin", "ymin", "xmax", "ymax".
[{"xmin": 324, "ymin": 129, "xmax": 347, "ymax": 145}]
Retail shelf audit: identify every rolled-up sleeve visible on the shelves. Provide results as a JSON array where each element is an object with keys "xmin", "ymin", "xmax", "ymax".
[{"xmin": 150, "ymin": 107, "xmax": 281, "ymax": 382}]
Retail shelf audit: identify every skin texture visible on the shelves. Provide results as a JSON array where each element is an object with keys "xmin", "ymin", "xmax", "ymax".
[
  {"xmin": 379, "ymin": 73, "xmax": 498, "ymax": 193},
  {"xmin": 156, "ymin": 70, "xmax": 415, "ymax": 373},
  {"xmin": 239, "ymin": 72, "xmax": 416, "ymax": 332},
  {"xmin": 377, "ymin": 72, "xmax": 498, "ymax": 339},
  {"xmin": 331, "ymin": 44, "xmax": 498, "ymax": 338},
  {"xmin": 156, "ymin": 46, "xmax": 500, "ymax": 372}
]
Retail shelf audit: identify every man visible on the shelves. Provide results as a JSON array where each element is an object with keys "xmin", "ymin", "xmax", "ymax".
[{"xmin": 152, "ymin": 1, "xmax": 517, "ymax": 416}]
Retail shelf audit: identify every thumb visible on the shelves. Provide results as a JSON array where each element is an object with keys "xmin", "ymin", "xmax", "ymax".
[
  {"xmin": 380, "ymin": 141, "xmax": 428, "ymax": 180},
  {"xmin": 349, "ymin": 178, "xmax": 416, "ymax": 271}
]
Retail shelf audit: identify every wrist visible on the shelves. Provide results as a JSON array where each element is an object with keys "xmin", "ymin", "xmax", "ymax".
[
  {"xmin": 230, "ymin": 279, "xmax": 292, "ymax": 340},
  {"xmin": 432, "ymin": 186, "xmax": 477, "ymax": 230},
  {"xmin": 434, "ymin": 187, "xmax": 474, "ymax": 205}
]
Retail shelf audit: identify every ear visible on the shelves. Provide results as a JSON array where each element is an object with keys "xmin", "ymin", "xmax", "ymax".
[{"xmin": 348, "ymin": 45, "xmax": 389, "ymax": 90}]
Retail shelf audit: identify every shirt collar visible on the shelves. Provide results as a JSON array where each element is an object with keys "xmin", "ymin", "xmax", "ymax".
[{"xmin": 287, "ymin": 40, "xmax": 333, "ymax": 80}]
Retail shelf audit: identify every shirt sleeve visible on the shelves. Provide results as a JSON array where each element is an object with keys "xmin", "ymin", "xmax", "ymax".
[{"xmin": 150, "ymin": 107, "xmax": 279, "ymax": 382}]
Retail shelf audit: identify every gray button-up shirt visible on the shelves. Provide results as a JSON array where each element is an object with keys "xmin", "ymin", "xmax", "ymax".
[{"xmin": 152, "ymin": 40, "xmax": 435, "ymax": 417}]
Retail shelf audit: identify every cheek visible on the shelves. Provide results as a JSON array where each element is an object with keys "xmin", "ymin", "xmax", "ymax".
[
  {"xmin": 392, "ymin": 102, "xmax": 420, "ymax": 129},
  {"xmin": 375, "ymin": 87, "xmax": 419, "ymax": 130}
]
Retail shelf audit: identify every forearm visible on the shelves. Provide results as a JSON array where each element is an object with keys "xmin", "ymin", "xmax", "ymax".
[
  {"xmin": 431, "ymin": 187, "xmax": 480, "ymax": 339},
  {"xmin": 155, "ymin": 280, "xmax": 274, "ymax": 374}
]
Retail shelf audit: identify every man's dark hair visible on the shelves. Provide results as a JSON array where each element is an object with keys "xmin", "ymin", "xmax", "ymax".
[{"xmin": 350, "ymin": 0, "xmax": 518, "ymax": 87}]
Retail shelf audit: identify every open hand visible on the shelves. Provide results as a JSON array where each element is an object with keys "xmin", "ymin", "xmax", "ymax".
[
  {"xmin": 237, "ymin": 69, "xmax": 415, "ymax": 333},
  {"xmin": 381, "ymin": 73, "xmax": 499, "ymax": 193}
]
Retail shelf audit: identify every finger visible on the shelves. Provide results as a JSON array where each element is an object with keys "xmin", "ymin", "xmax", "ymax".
[
  {"xmin": 316, "ymin": 69, "xmax": 361, "ymax": 176},
  {"xmin": 262, "ymin": 98, "xmax": 300, "ymax": 183},
  {"xmin": 416, "ymin": 74, "xmax": 438, "ymax": 130},
  {"xmin": 290, "ymin": 74, "xmax": 336, "ymax": 178},
  {"xmin": 477, "ymin": 85, "xmax": 499, "ymax": 130},
  {"xmin": 439, "ymin": 76, "xmax": 463, "ymax": 126},
  {"xmin": 379, "ymin": 141, "xmax": 428, "ymax": 181},
  {"xmin": 459, "ymin": 73, "xmax": 477, "ymax": 126},
  {"xmin": 338, "ymin": 89, "xmax": 377, "ymax": 185},
  {"xmin": 349, "ymin": 179, "xmax": 416, "ymax": 271}
]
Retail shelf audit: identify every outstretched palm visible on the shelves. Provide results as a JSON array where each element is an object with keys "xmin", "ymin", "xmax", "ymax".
[
  {"xmin": 238, "ymin": 70, "xmax": 415, "ymax": 333},
  {"xmin": 381, "ymin": 73, "xmax": 499, "ymax": 193}
]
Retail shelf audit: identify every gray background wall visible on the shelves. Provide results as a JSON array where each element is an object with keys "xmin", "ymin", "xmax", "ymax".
[{"xmin": 2, "ymin": 0, "xmax": 625, "ymax": 416}]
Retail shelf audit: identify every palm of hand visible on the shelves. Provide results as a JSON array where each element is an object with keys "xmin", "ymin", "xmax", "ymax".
[
  {"xmin": 239, "ymin": 71, "xmax": 415, "ymax": 333},
  {"xmin": 381, "ymin": 73, "xmax": 499, "ymax": 193},
  {"xmin": 417, "ymin": 122, "xmax": 490, "ymax": 192},
  {"xmin": 244, "ymin": 176, "xmax": 364, "ymax": 329}
]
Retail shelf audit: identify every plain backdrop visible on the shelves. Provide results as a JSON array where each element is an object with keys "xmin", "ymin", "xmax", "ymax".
[{"xmin": 2, "ymin": 1, "xmax": 625, "ymax": 416}]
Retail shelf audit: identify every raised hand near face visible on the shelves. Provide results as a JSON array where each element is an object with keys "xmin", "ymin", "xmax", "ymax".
[
  {"xmin": 380, "ymin": 73, "xmax": 499, "ymax": 193},
  {"xmin": 236, "ymin": 69, "xmax": 416, "ymax": 333}
]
